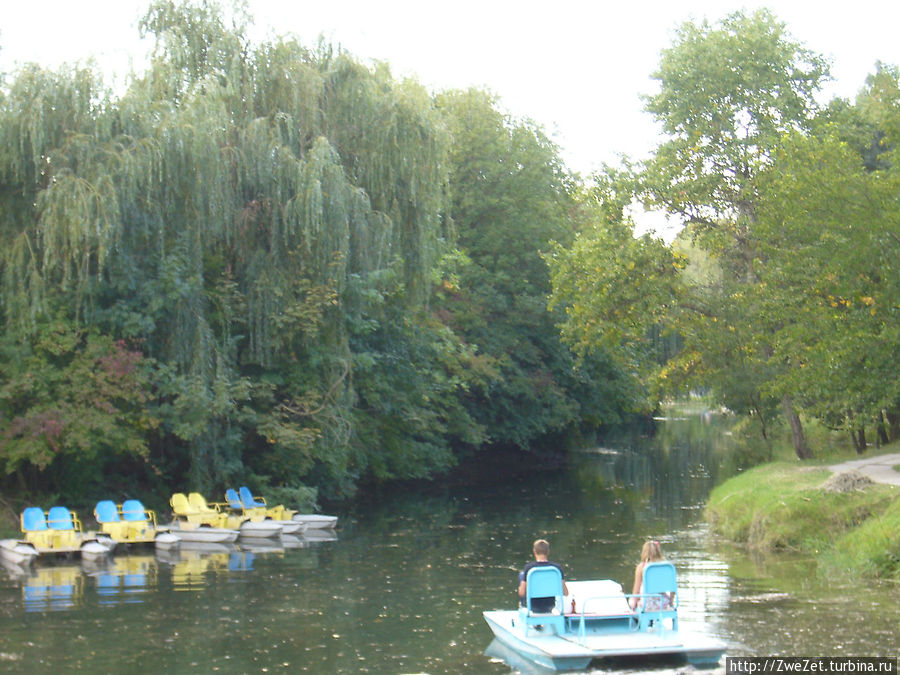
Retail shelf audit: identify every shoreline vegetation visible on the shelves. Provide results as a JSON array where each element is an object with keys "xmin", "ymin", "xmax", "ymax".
[{"xmin": 705, "ymin": 450, "xmax": 900, "ymax": 580}]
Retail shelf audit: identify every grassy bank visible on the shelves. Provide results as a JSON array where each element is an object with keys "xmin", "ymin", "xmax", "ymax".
[{"xmin": 705, "ymin": 460, "xmax": 900, "ymax": 579}]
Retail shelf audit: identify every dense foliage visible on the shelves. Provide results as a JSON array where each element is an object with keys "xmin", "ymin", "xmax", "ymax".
[
  {"xmin": 3, "ymin": 2, "xmax": 899, "ymax": 510},
  {"xmin": 0, "ymin": 1, "xmax": 620, "ymax": 506}
]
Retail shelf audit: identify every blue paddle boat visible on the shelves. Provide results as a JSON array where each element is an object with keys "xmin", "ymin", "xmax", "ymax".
[
  {"xmin": 483, "ymin": 562, "xmax": 726, "ymax": 671},
  {"xmin": 19, "ymin": 506, "xmax": 115, "ymax": 561}
]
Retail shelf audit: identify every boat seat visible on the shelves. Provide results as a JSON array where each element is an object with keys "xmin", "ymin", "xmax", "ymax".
[
  {"xmin": 225, "ymin": 489, "xmax": 244, "ymax": 512},
  {"xmin": 226, "ymin": 488, "xmax": 268, "ymax": 521},
  {"xmin": 238, "ymin": 486, "xmax": 284, "ymax": 519},
  {"xmin": 187, "ymin": 492, "xmax": 219, "ymax": 514},
  {"xmin": 95, "ymin": 500, "xmax": 130, "ymax": 540},
  {"xmin": 46, "ymin": 506, "xmax": 81, "ymax": 549},
  {"xmin": 122, "ymin": 500, "xmax": 150, "ymax": 522},
  {"xmin": 47, "ymin": 506, "xmax": 79, "ymax": 530},
  {"xmin": 172, "ymin": 492, "xmax": 214, "ymax": 525},
  {"xmin": 638, "ymin": 562, "xmax": 679, "ymax": 631},
  {"xmin": 21, "ymin": 507, "xmax": 55, "ymax": 549},
  {"xmin": 170, "ymin": 493, "xmax": 192, "ymax": 516},
  {"xmin": 517, "ymin": 565, "xmax": 566, "ymax": 636},
  {"xmin": 185, "ymin": 492, "xmax": 229, "ymax": 527},
  {"xmin": 122, "ymin": 499, "xmax": 155, "ymax": 538},
  {"xmin": 238, "ymin": 486, "xmax": 266, "ymax": 508},
  {"xmin": 22, "ymin": 507, "xmax": 48, "ymax": 532}
]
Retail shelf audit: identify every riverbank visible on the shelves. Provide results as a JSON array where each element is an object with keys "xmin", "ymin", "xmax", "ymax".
[{"xmin": 705, "ymin": 452, "xmax": 900, "ymax": 579}]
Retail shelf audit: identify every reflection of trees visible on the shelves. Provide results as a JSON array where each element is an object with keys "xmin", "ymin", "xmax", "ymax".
[{"xmin": 571, "ymin": 414, "xmax": 730, "ymax": 528}]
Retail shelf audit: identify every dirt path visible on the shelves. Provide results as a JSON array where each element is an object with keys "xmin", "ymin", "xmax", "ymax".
[{"xmin": 828, "ymin": 452, "xmax": 900, "ymax": 486}]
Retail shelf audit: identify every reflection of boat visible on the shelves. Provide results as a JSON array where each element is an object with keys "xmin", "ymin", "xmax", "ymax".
[
  {"xmin": 0, "ymin": 539, "xmax": 40, "ymax": 566},
  {"xmin": 20, "ymin": 507, "xmax": 115, "ymax": 560},
  {"xmin": 301, "ymin": 528, "xmax": 338, "ymax": 543},
  {"xmin": 21, "ymin": 564, "xmax": 86, "ymax": 612},
  {"xmin": 165, "ymin": 546, "xmax": 234, "ymax": 591},
  {"xmin": 280, "ymin": 534, "xmax": 307, "ymax": 549},
  {"xmin": 483, "ymin": 564, "xmax": 726, "ymax": 671},
  {"xmin": 94, "ymin": 500, "xmax": 180, "ymax": 549},
  {"xmin": 238, "ymin": 539, "xmax": 284, "ymax": 554},
  {"xmin": 228, "ymin": 551, "xmax": 256, "ymax": 571},
  {"xmin": 92, "ymin": 555, "xmax": 156, "ymax": 604}
]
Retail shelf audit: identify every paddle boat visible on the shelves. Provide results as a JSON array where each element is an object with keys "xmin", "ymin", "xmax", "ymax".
[
  {"xmin": 224, "ymin": 488, "xmax": 306, "ymax": 535},
  {"xmin": 190, "ymin": 492, "xmax": 282, "ymax": 540},
  {"xmin": 483, "ymin": 562, "xmax": 726, "ymax": 671},
  {"xmin": 168, "ymin": 493, "xmax": 240, "ymax": 543},
  {"xmin": 94, "ymin": 500, "xmax": 180, "ymax": 549},
  {"xmin": 19, "ymin": 506, "xmax": 115, "ymax": 561},
  {"xmin": 169, "ymin": 492, "xmax": 281, "ymax": 541},
  {"xmin": 238, "ymin": 486, "xmax": 338, "ymax": 530}
]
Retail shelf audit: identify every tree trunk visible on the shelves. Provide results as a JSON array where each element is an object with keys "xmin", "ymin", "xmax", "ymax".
[
  {"xmin": 781, "ymin": 395, "xmax": 812, "ymax": 459},
  {"xmin": 877, "ymin": 412, "xmax": 889, "ymax": 447},
  {"xmin": 854, "ymin": 427, "xmax": 867, "ymax": 454},
  {"xmin": 886, "ymin": 410, "xmax": 900, "ymax": 442}
]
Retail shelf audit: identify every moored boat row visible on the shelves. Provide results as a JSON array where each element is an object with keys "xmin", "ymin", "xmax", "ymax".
[{"xmin": 1, "ymin": 488, "xmax": 338, "ymax": 567}]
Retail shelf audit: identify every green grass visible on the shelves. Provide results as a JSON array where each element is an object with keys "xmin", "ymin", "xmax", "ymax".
[
  {"xmin": 826, "ymin": 497, "xmax": 900, "ymax": 578},
  {"xmin": 705, "ymin": 460, "xmax": 900, "ymax": 578}
]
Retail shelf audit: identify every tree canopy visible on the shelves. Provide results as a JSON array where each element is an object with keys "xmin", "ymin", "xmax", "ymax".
[{"xmin": 0, "ymin": 0, "xmax": 624, "ymax": 506}]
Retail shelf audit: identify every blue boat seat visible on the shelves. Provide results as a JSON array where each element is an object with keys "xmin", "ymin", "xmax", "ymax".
[
  {"xmin": 47, "ymin": 506, "xmax": 77, "ymax": 530},
  {"xmin": 45, "ymin": 506, "xmax": 81, "ymax": 549},
  {"xmin": 121, "ymin": 499, "xmax": 155, "ymax": 539},
  {"xmin": 95, "ymin": 501, "xmax": 120, "ymax": 523},
  {"xmin": 22, "ymin": 507, "xmax": 48, "ymax": 531},
  {"xmin": 95, "ymin": 500, "xmax": 131, "ymax": 541},
  {"xmin": 225, "ymin": 489, "xmax": 244, "ymax": 511},
  {"xmin": 238, "ymin": 486, "xmax": 267, "ymax": 509},
  {"xmin": 21, "ymin": 507, "xmax": 56, "ymax": 549},
  {"xmin": 121, "ymin": 500, "xmax": 149, "ymax": 522},
  {"xmin": 518, "ymin": 565, "xmax": 566, "ymax": 636},
  {"xmin": 638, "ymin": 561, "xmax": 678, "ymax": 631}
]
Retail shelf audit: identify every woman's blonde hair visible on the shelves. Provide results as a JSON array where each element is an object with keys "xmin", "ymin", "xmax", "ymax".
[{"xmin": 640, "ymin": 539, "xmax": 663, "ymax": 563}]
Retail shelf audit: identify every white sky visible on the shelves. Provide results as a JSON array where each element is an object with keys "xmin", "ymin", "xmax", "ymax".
[{"xmin": 2, "ymin": 1, "xmax": 899, "ymax": 235}]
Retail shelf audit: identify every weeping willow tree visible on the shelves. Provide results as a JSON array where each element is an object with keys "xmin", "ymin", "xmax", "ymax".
[{"xmin": 0, "ymin": 0, "xmax": 453, "ymax": 500}]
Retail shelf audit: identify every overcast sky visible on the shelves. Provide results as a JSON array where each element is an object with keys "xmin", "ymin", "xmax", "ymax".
[{"xmin": 2, "ymin": 1, "xmax": 899, "ymax": 180}]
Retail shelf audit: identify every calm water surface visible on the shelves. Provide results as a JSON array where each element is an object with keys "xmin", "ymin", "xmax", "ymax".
[{"xmin": 1, "ymin": 413, "xmax": 897, "ymax": 673}]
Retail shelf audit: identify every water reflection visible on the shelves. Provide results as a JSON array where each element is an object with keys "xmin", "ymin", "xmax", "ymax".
[
  {"xmin": 0, "ymin": 412, "xmax": 896, "ymax": 673},
  {"xmin": 21, "ymin": 564, "xmax": 86, "ymax": 612},
  {"xmin": 93, "ymin": 555, "xmax": 155, "ymax": 605}
]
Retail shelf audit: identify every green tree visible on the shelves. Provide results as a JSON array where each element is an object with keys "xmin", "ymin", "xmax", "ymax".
[
  {"xmin": 0, "ymin": 0, "xmax": 453, "ymax": 500},
  {"xmin": 754, "ymin": 73, "xmax": 900, "ymax": 449},
  {"xmin": 640, "ymin": 9, "xmax": 829, "ymax": 458}
]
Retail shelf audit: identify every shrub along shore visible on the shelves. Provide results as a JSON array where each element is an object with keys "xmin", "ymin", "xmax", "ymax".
[{"xmin": 705, "ymin": 456, "xmax": 900, "ymax": 580}]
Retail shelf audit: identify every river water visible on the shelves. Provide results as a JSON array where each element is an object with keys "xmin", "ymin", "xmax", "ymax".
[{"xmin": 0, "ymin": 412, "xmax": 896, "ymax": 673}]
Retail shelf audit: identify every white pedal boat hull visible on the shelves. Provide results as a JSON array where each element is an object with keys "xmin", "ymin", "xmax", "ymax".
[
  {"xmin": 168, "ymin": 522, "xmax": 240, "ymax": 543},
  {"xmin": 291, "ymin": 514, "xmax": 338, "ymax": 529},
  {"xmin": 238, "ymin": 520, "xmax": 283, "ymax": 540},
  {"xmin": 0, "ymin": 539, "xmax": 40, "ymax": 565}
]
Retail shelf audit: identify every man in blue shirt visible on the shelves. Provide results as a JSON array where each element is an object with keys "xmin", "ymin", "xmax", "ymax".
[{"xmin": 518, "ymin": 538, "xmax": 568, "ymax": 613}]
